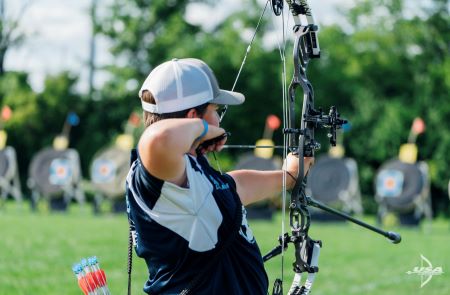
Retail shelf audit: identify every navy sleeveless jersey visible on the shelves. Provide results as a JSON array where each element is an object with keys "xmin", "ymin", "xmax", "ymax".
[{"xmin": 126, "ymin": 150, "xmax": 268, "ymax": 294}]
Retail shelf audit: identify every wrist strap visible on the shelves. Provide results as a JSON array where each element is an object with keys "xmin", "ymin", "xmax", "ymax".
[{"xmin": 196, "ymin": 119, "xmax": 209, "ymax": 141}]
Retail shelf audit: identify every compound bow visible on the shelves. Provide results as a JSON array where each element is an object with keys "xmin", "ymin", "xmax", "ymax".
[
  {"xmin": 222, "ymin": 1, "xmax": 402, "ymax": 294},
  {"xmin": 266, "ymin": 1, "xmax": 344, "ymax": 294}
]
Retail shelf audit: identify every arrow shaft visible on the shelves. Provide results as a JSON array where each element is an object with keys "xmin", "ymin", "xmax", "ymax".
[{"xmin": 223, "ymin": 145, "xmax": 286, "ymax": 149}]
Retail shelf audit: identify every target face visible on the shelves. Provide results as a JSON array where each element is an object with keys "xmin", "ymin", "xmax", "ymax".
[
  {"xmin": 375, "ymin": 159, "xmax": 424, "ymax": 212},
  {"xmin": 92, "ymin": 159, "xmax": 117, "ymax": 183},
  {"xmin": 29, "ymin": 148, "xmax": 81, "ymax": 196},
  {"xmin": 49, "ymin": 159, "xmax": 73, "ymax": 185},
  {"xmin": 376, "ymin": 169, "xmax": 404, "ymax": 198},
  {"xmin": 90, "ymin": 147, "xmax": 130, "ymax": 199}
]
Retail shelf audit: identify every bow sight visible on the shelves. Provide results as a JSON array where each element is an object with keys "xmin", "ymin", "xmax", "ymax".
[{"xmin": 284, "ymin": 106, "xmax": 347, "ymax": 156}]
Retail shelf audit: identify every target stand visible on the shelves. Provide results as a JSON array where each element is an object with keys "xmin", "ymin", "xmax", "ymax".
[
  {"xmin": 0, "ymin": 146, "xmax": 23, "ymax": 206},
  {"xmin": 375, "ymin": 159, "xmax": 431, "ymax": 226},
  {"xmin": 306, "ymin": 155, "xmax": 363, "ymax": 221},
  {"xmin": 28, "ymin": 148, "xmax": 85, "ymax": 211},
  {"xmin": 90, "ymin": 147, "xmax": 130, "ymax": 213}
]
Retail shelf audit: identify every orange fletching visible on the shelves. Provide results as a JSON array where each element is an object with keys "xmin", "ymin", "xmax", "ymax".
[{"xmin": 78, "ymin": 278, "xmax": 89, "ymax": 295}]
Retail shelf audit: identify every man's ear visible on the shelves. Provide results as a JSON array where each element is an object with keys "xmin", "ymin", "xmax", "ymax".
[{"xmin": 186, "ymin": 108, "xmax": 199, "ymax": 119}]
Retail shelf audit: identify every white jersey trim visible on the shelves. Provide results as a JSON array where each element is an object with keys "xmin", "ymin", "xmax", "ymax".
[{"xmin": 127, "ymin": 154, "xmax": 222, "ymax": 252}]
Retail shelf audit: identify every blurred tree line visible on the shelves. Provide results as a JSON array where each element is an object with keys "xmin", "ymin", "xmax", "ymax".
[{"xmin": 0, "ymin": 0, "xmax": 448, "ymax": 214}]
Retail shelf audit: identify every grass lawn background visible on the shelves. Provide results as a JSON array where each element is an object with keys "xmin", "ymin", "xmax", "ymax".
[{"xmin": 1, "ymin": 202, "xmax": 449, "ymax": 294}]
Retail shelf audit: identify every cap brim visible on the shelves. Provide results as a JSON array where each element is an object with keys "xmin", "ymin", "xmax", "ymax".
[{"xmin": 210, "ymin": 90, "xmax": 245, "ymax": 105}]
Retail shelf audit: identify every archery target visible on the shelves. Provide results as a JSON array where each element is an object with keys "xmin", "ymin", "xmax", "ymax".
[
  {"xmin": 90, "ymin": 147, "xmax": 129, "ymax": 199},
  {"xmin": 235, "ymin": 153, "xmax": 279, "ymax": 171},
  {"xmin": 28, "ymin": 148, "xmax": 81, "ymax": 196},
  {"xmin": 92, "ymin": 159, "xmax": 116, "ymax": 183},
  {"xmin": 307, "ymin": 156, "xmax": 351, "ymax": 204},
  {"xmin": 0, "ymin": 148, "xmax": 12, "ymax": 179},
  {"xmin": 375, "ymin": 159, "xmax": 423, "ymax": 212},
  {"xmin": 0, "ymin": 147, "xmax": 22, "ymax": 202},
  {"xmin": 0, "ymin": 147, "xmax": 20, "ymax": 181}
]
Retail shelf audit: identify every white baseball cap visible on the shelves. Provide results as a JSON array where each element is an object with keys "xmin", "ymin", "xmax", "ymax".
[{"xmin": 139, "ymin": 58, "xmax": 245, "ymax": 114}]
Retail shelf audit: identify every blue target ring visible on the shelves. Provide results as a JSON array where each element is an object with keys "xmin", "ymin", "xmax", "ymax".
[
  {"xmin": 376, "ymin": 169, "xmax": 404, "ymax": 198},
  {"xmin": 92, "ymin": 159, "xmax": 116, "ymax": 183},
  {"xmin": 49, "ymin": 159, "xmax": 73, "ymax": 185}
]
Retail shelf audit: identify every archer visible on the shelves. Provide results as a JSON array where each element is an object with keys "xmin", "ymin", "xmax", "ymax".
[{"xmin": 125, "ymin": 57, "xmax": 313, "ymax": 294}]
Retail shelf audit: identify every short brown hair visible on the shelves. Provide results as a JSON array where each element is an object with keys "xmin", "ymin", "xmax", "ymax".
[{"xmin": 141, "ymin": 90, "xmax": 209, "ymax": 127}]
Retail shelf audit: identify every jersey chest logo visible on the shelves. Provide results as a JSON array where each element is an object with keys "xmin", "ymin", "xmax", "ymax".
[{"xmin": 239, "ymin": 206, "xmax": 255, "ymax": 243}]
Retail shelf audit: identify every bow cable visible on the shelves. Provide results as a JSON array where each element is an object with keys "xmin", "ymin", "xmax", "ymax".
[
  {"xmin": 212, "ymin": 0, "xmax": 271, "ymax": 173},
  {"xmin": 275, "ymin": 3, "xmax": 289, "ymax": 291},
  {"xmin": 219, "ymin": 0, "xmax": 271, "ymax": 123}
]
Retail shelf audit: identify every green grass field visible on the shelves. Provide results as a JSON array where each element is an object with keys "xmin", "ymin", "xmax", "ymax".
[{"xmin": 1, "ymin": 202, "xmax": 449, "ymax": 295}]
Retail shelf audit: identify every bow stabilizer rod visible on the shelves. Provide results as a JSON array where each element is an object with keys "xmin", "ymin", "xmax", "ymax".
[{"xmin": 307, "ymin": 196, "xmax": 402, "ymax": 244}]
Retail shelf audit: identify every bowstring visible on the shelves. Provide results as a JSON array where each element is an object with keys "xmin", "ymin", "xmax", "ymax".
[
  {"xmin": 219, "ymin": 0, "xmax": 270, "ymax": 123},
  {"xmin": 281, "ymin": 7, "xmax": 290, "ymax": 291},
  {"xmin": 214, "ymin": 0, "xmax": 271, "ymax": 174},
  {"xmin": 269, "ymin": 2, "xmax": 289, "ymax": 288}
]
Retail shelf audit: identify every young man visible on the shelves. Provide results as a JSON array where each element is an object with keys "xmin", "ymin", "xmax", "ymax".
[{"xmin": 126, "ymin": 58, "xmax": 313, "ymax": 294}]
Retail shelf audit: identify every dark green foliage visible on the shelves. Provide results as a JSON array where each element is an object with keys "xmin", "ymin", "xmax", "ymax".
[
  {"xmin": 0, "ymin": 0, "xmax": 448, "ymax": 214},
  {"xmin": 0, "ymin": 72, "xmax": 82, "ymax": 185},
  {"xmin": 310, "ymin": 0, "xmax": 449, "ymax": 211}
]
